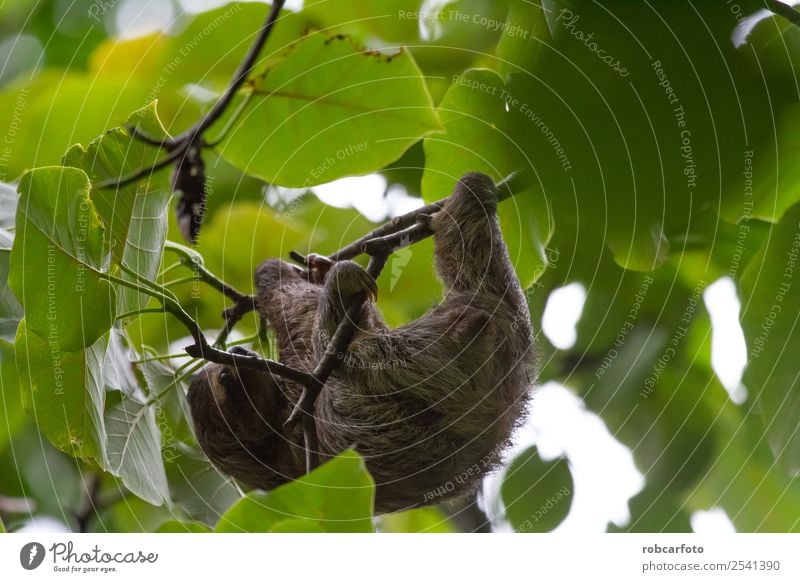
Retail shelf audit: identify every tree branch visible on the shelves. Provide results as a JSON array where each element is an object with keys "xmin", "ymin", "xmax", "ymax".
[
  {"xmin": 329, "ymin": 171, "xmax": 522, "ymax": 262},
  {"xmin": 173, "ymin": 0, "xmax": 285, "ymax": 143},
  {"xmin": 96, "ymin": 0, "xmax": 286, "ymax": 192}
]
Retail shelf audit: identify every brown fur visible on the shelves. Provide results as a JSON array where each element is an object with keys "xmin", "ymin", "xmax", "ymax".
[{"xmin": 187, "ymin": 173, "xmax": 535, "ymax": 513}]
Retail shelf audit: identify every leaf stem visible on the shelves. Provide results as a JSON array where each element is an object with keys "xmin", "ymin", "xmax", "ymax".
[
  {"xmin": 164, "ymin": 241, "xmax": 247, "ymax": 302},
  {"xmin": 116, "ymin": 307, "xmax": 167, "ymax": 320}
]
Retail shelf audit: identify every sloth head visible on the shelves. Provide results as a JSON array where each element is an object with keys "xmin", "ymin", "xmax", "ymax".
[{"xmin": 187, "ymin": 346, "xmax": 295, "ymax": 489}]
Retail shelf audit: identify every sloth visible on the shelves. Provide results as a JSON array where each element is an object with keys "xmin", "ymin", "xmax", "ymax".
[{"xmin": 187, "ymin": 172, "xmax": 535, "ymax": 514}]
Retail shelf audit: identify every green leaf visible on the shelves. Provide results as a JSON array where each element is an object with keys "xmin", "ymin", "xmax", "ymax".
[
  {"xmin": 690, "ymin": 399, "xmax": 800, "ymax": 532},
  {"xmin": 3, "ymin": 424, "xmax": 83, "ymax": 520},
  {"xmin": 482, "ymin": 1, "xmax": 800, "ymax": 272},
  {"xmin": 104, "ymin": 391, "xmax": 169, "ymax": 507},
  {"xmin": 378, "ymin": 507, "xmax": 457, "ymax": 533},
  {"xmin": 408, "ymin": 0, "xmax": 511, "ymax": 82},
  {"xmin": 501, "ymin": 447, "xmax": 573, "ymax": 532},
  {"xmin": 740, "ymin": 202, "xmax": 800, "ymax": 475},
  {"xmin": 218, "ymin": 33, "xmax": 441, "ymax": 186},
  {"xmin": 216, "ymin": 450, "xmax": 375, "ymax": 532},
  {"xmin": 90, "ymin": 3, "xmax": 310, "ymax": 94},
  {"xmin": 494, "ymin": 0, "xmax": 548, "ymax": 77},
  {"xmin": 610, "ymin": 487, "xmax": 692, "ymax": 533},
  {"xmin": 155, "ymin": 520, "xmax": 212, "ymax": 533},
  {"xmin": 165, "ymin": 443, "xmax": 241, "ymax": 527},
  {"xmin": 103, "ymin": 495, "xmax": 173, "ymax": 533},
  {"xmin": 732, "ymin": 105, "xmax": 800, "ymax": 224},
  {"xmin": 580, "ymin": 323, "xmax": 717, "ymax": 493},
  {"xmin": 14, "ymin": 320, "xmax": 108, "ymax": 463},
  {"xmin": 302, "ymin": 0, "xmax": 422, "ymax": 43},
  {"xmin": 63, "ymin": 103, "xmax": 172, "ymax": 315},
  {"xmin": 0, "ymin": 71, "xmax": 194, "ymax": 178},
  {"xmin": 9, "ymin": 167, "xmax": 116, "ymax": 351},
  {"xmin": 138, "ymin": 359, "xmax": 195, "ymax": 444},
  {"xmin": 421, "ymin": 68, "xmax": 553, "ymax": 288}
]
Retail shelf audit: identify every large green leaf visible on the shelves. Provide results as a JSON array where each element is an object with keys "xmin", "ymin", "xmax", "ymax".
[
  {"xmin": 104, "ymin": 391, "xmax": 170, "ymax": 507},
  {"xmin": 740, "ymin": 202, "xmax": 800, "ymax": 475},
  {"xmin": 0, "ymin": 71, "xmax": 192, "ymax": 179},
  {"xmin": 494, "ymin": 0, "xmax": 548, "ymax": 78},
  {"xmin": 216, "ymin": 450, "xmax": 374, "ymax": 532},
  {"xmin": 421, "ymin": 68, "xmax": 553, "ymax": 288},
  {"xmin": 217, "ymin": 32, "xmax": 441, "ymax": 186},
  {"xmin": 10, "ymin": 167, "xmax": 116, "ymax": 351},
  {"xmin": 89, "ymin": 3, "xmax": 310, "ymax": 94},
  {"xmin": 463, "ymin": 1, "xmax": 800, "ymax": 274},
  {"xmin": 63, "ymin": 104, "xmax": 172, "ymax": 315},
  {"xmin": 14, "ymin": 320, "xmax": 108, "ymax": 463},
  {"xmin": 500, "ymin": 447, "xmax": 573, "ymax": 532}
]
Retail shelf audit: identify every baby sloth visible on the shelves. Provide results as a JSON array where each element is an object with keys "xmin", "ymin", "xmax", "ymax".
[{"xmin": 188, "ymin": 172, "xmax": 535, "ymax": 514}]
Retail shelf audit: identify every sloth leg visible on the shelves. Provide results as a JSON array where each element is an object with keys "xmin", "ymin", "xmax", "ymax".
[
  {"xmin": 311, "ymin": 260, "xmax": 379, "ymax": 357},
  {"xmin": 431, "ymin": 173, "xmax": 517, "ymax": 300},
  {"xmin": 430, "ymin": 173, "xmax": 530, "ymax": 342}
]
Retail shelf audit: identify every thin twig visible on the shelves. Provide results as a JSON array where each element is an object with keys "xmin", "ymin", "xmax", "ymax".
[
  {"xmin": 329, "ymin": 200, "xmax": 445, "ymax": 261},
  {"xmin": 106, "ymin": 272, "xmax": 205, "ymax": 348},
  {"xmin": 95, "ymin": 147, "xmax": 183, "ymax": 190},
  {"xmin": 107, "ymin": 270, "xmax": 306, "ymax": 385},
  {"xmin": 215, "ymin": 295, "xmax": 258, "ymax": 347},
  {"xmin": 185, "ymin": 342, "xmax": 314, "ymax": 387},
  {"xmin": 164, "ymin": 241, "xmax": 248, "ymax": 303},
  {"xmin": 173, "ymin": 0, "xmax": 285, "ymax": 143},
  {"xmin": 329, "ymin": 171, "xmax": 522, "ymax": 262}
]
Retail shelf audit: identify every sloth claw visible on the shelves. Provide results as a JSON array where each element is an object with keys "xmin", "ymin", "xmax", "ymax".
[
  {"xmin": 331, "ymin": 261, "xmax": 378, "ymax": 302},
  {"xmin": 306, "ymin": 253, "xmax": 335, "ymax": 284}
]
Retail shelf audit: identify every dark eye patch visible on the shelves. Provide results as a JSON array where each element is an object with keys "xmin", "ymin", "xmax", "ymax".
[{"xmin": 218, "ymin": 369, "xmax": 237, "ymax": 388}]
